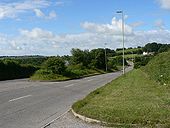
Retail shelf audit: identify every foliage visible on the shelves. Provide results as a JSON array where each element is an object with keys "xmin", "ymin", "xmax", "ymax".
[
  {"xmin": 42, "ymin": 56, "xmax": 66, "ymax": 75},
  {"xmin": 90, "ymin": 48, "xmax": 106, "ymax": 69},
  {"xmin": 2, "ymin": 57, "xmax": 48, "ymax": 67},
  {"xmin": 105, "ymin": 48, "xmax": 116, "ymax": 57},
  {"xmin": 71, "ymin": 48, "xmax": 92, "ymax": 67},
  {"xmin": 134, "ymin": 56, "xmax": 153, "ymax": 69},
  {"xmin": 0, "ymin": 59, "xmax": 37, "ymax": 80},
  {"xmin": 116, "ymin": 48, "xmax": 143, "ymax": 56},
  {"xmin": 107, "ymin": 60, "xmax": 118, "ymax": 71},
  {"xmin": 31, "ymin": 69, "xmax": 70, "ymax": 81},
  {"xmin": 110, "ymin": 56, "xmax": 128, "ymax": 66},
  {"xmin": 158, "ymin": 44, "xmax": 170, "ymax": 53},
  {"xmin": 143, "ymin": 42, "xmax": 170, "ymax": 53}
]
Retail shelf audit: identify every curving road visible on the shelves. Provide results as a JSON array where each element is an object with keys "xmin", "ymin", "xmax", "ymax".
[{"xmin": 0, "ymin": 67, "xmax": 132, "ymax": 128}]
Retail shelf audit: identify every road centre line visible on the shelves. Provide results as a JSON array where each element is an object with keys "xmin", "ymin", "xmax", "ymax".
[
  {"xmin": 64, "ymin": 84, "xmax": 75, "ymax": 88},
  {"xmin": 8, "ymin": 95, "xmax": 32, "ymax": 102},
  {"xmin": 87, "ymin": 79, "xmax": 93, "ymax": 82}
]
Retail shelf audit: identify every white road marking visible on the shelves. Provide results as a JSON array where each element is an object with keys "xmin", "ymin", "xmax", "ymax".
[
  {"xmin": 9, "ymin": 95, "xmax": 32, "ymax": 102},
  {"xmin": 87, "ymin": 79, "xmax": 93, "ymax": 82},
  {"xmin": 64, "ymin": 84, "xmax": 75, "ymax": 88},
  {"xmin": 41, "ymin": 109, "xmax": 70, "ymax": 128}
]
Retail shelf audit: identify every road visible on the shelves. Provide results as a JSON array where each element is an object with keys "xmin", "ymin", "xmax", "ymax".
[{"xmin": 0, "ymin": 67, "xmax": 132, "ymax": 128}]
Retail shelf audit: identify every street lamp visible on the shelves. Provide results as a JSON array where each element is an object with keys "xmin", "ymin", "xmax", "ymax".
[
  {"xmin": 104, "ymin": 43, "xmax": 107, "ymax": 72},
  {"xmin": 116, "ymin": 10, "xmax": 125, "ymax": 74}
]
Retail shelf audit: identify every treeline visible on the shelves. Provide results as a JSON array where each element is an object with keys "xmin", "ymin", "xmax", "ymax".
[
  {"xmin": 0, "ymin": 59, "xmax": 38, "ymax": 80},
  {"xmin": 116, "ymin": 47, "xmax": 143, "ymax": 56},
  {"xmin": 133, "ymin": 43, "xmax": 170, "ymax": 69},
  {"xmin": 31, "ymin": 48, "xmax": 128, "ymax": 80},
  {"xmin": 143, "ymin": 42, "xmax": 170, "ymax": 53},
  {"xmin": 13, "ymin": 57, "xmax": 48, "ymax": 67}
]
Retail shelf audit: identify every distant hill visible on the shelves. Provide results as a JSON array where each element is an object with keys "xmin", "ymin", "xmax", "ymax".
[
  {"xmin": 0, "ymin": 55, "xmax": 45, "ymax": 59},
  {"xmin": 143, "ymin": 50, "xmax": 170, "ymax": 85}
]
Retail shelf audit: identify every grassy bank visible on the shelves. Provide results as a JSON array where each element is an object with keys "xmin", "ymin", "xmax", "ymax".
[
  {"xmin": 72, "ymin": 69, "xmax": 170, "ymax": 127},
  {"xmin": 30, "ymin": 68, "xmax": 111, "ymax": 81},
  {"xmin": 144, "ymin": 51, "xmax": 170, "ymax": 85}
]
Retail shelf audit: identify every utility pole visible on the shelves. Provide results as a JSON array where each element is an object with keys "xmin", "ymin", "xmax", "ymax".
[
  {"xmin": 116, "ymin": 10, "xmax": 125, "ymax": 74},
  {"xmin": 105, "ymin": 43, "xmax": 108, "ymax": 72}
]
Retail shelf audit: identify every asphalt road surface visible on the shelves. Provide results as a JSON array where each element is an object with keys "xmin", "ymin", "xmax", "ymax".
[{"xmin": 0, "ymin": 67, "xmax": 132, "ymax": 128}]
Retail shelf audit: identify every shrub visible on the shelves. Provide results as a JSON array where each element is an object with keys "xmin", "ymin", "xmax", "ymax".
[
  {"xmin": 134, "ymin": 56, "xmax": 153, "ymax": 69},
  {"xmin": 42, "ymin": 56, "xmax": 66, "ymax": 75},
  {"xmin": 0, "ymin": 60, "xmax": 37, "ymax": 80}
]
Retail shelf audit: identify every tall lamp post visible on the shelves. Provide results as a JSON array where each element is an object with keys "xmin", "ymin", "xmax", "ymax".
[
  {"xmin": 116, "ymin": 10, "xmax": 125, "ymax": 74},
  {"xmin": 104, "ymin": 43, "xmax": 108, "ymax": 72}
]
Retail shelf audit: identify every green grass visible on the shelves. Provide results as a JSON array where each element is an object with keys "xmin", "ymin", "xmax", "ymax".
[
  {"xmin": 143, "ymin": 51, "xmax": 170, "ymax": 85},
  {"xmin": 30, "ymin": 69, "xmax": 70, "ymax": 81},
  {"xmin": 30, "ymin": 68, "xmax": 109, "ymax": 81},
  {"xmin": 72, "ymin": 69, "xmax": 170, "ymax": 127},
  {"xmin": 110, "ymin": 54, "xmax": 143, "ymax": 59},
  {"xmin": 116, "ymin": 48, "xmax": 142, "ymax": 54}
]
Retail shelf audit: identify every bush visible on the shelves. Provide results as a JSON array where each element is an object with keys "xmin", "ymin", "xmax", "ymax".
[
  {"xmin": 42, "ymin": 56, "xmax": 66, "ymax": 75},
  {"xmin": 110, "ymin": 56, "xmax": 128, "ymax": 66},
  {"xmin": 64, "ymin": 64, "xmax": 89, "ymax": 78},
  {"xmin": 0, "ymin": 60, "xmax": 37, "ymax": 80},
  {"xmin": 107, "ymin": 60, "xmax": 118, "ymax": 71},
  {"xmin": 134, "ymin": 56, "xmax": 153, "ymax": 69}
]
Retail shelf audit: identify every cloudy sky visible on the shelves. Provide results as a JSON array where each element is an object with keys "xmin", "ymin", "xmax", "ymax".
[{"xmin": 0, "ymin": 0, "xmax": 170, "ymax": 56}]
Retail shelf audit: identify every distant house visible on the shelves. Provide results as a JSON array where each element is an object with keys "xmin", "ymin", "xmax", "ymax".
[
  {"xmin": 143, "ymin": 52, "xmax": 148, "ymax": 55},
  {"xmin": 143, "ymin": 52, "xmax": 154, "ymax": 56}
]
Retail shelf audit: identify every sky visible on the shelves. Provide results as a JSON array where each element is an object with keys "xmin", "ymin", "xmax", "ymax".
[{"xmin": 0, "ymin": 0, "xmax": 170, "ymax": 56}]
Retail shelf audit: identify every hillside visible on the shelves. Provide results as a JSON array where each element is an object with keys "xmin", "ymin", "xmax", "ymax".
[
  {"xmin": 72, "ymin": 51, "xmax": 170, "ymax": 127},
  {"xmin": 143, "ymin": 50, "xmax": 170, "ymax": 85}
]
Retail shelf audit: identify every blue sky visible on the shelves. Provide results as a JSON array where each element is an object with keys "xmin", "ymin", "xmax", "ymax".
[{"xmin": 0, "ymin": 0, "xmax": 170, "ymax": 56}]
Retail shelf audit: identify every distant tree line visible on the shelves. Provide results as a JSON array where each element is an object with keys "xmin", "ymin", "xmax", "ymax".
[
  {"xmin": 143, "ymin": 42, "xmax": 170, "ymax": 53},
  {"xmin": 0, "ymin": 59, "xmax": 38, "ymax": 80},
  {"xmin": 32, "ymin": 48, "xmax": 128, "ymax": 80},
  {"xmin": 134, "ymin": 42, "xmax": 170, "ymax": 69}
]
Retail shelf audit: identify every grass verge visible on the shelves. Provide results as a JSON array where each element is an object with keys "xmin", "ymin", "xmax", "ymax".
[
  {"xmin": 72, "ymin": 69, "xmax": 170, "ymax": 127},
  {"xmin": 30, "ymin": 68, "xmax": 110, "ymax": 81}
]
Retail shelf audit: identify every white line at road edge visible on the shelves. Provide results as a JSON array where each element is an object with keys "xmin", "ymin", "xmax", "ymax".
[
  {"xmin": 41, "ymin": 109, "xmax": 70, "ymax": 128},
  {"xmin": 64, "ymin": 84, "xmax": 75, "ymax": 88},
  {"xmin": 8, "ymin": 95, "xmax": 32, "ymax": 102}
]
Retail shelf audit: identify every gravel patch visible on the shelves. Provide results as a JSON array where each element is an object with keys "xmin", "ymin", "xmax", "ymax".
[{"xmin": 46, "ymin": 111, "xmax": 106, "ymax": 128}]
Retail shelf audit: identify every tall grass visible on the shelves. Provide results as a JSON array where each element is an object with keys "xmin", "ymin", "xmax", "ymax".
[{"xmin": 143, "ymin": 51, "xmax": 170, "ymax": 85}]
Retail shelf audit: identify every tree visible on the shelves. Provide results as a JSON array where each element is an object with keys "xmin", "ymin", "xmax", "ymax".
[
  {"xmin": 71, "ymin": 48, "xmax": 91, "ymax": 67},
  {"xmin": 158, "ymin": 44, "xmax": 170, "ymax": 53},
  {"xmin": 42, "ymin": 57, "xmax": 66, "ymax": 74},
  {"xmin": 143, "ymin": 42, "xmax": 162, "ymax": 53},
  {"xmin": 106, "ymin": 48, "xmax": 116, "ymax": 57},
  {"xmin": 90, "ymin": 48, "xmax": 106, "ymax": 69}
]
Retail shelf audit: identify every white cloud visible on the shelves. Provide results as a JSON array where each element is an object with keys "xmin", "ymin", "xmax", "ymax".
[
  {"xmin": 20, "ymin": 28, "xmax": 55, "ymax": 39},
  {"xmin": 0, "ymin": 17, "xmax": 170, "ymax": 56},
  {"xmin": 48, "ymin": 11, "xmax": 57, "ymax": 19},
  {"xmin": 158, "ymin": 0, "xmax": 170, "ymax": 9},
  {"xmin": 0, "ymin": 0, "xmax": 50, "ymax": 19},
  {"xmin": 34, "ymin": 9, "xmax": 45, "ymax": 18},
  {"xmin": 0, "ymin": 27, "xmax": 170, "ymax": 56},
  {"xmin": 33, "ymin": 9, "xmax": 57, "ymax": 19},
  {"xmin": 81, "ymin": 17, "xmax": 133, "ymax": 36}
]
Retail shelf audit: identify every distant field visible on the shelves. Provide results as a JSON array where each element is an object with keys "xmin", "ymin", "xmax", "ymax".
[
  {"xmin": 116, "ymin": 48, "xmax": 142, "ymax": 54},
  {"xmin": 110, "ymin": 54, "xmax": 143, "ymax": 59}
]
